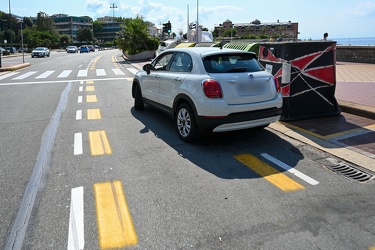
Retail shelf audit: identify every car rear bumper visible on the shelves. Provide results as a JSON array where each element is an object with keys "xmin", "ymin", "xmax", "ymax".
[{"xmin": 195, "ymin": 107, "xmax": 282, "ymax": 132}]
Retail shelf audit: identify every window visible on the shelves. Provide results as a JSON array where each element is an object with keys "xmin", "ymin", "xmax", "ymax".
[
  {"xmin": 203, "ymin": 53, "xmax": 263, "ymax": 73},
  {"xmin": 151, "ymin": 53, "xmax": 174, "ymax": 71},
  {"xmin": 169, "ymin": 52, "xmax": 192, "ymax": 72}
]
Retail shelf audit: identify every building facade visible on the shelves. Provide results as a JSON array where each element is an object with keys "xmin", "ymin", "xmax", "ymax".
[
  {"xmin": 95, "ymin": 16, "xmax": 121, "ymax": 43},
  {"xmin": 214, "ymin": 19, "xmax": 299, "ymax": 39},
  {"xmin": 52, "ymin": 14, "xmax": 93, "ymax": 42}
]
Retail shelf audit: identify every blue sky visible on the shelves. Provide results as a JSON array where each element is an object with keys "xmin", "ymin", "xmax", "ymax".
[{"xmin": 2, "ymin": 0, "xmax": 375, "ymax": 39}]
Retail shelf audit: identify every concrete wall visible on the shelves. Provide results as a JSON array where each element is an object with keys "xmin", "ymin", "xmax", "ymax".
[{"xmin": 336, "ymin": 46, "xmax": 375, "ymax": 64}]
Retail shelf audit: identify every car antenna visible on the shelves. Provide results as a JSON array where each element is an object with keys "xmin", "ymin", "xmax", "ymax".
[{"xmin": 220, "ymin": 41, "xmax": 223, "ymax": 50}]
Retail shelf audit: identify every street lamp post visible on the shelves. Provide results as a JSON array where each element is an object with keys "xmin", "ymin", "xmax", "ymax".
[
  {"xmin": 9, "ymin": 0, "xmax": 14, "ymax": 53},
  {"xmin": 196, "ymin": 0, "xmax": 199, "ymax": 44},
  {"xmin": 18, "ymin": 19, "xmax": 24, "ymax": 63},
  {"xmin": 110, "ymin": 3, "xmax": 117, "ymax": 45}
]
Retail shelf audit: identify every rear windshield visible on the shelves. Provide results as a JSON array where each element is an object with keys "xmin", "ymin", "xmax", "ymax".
[{"xmin": 203, "ymin": 53, "xmax": 263, "ymax": 73}]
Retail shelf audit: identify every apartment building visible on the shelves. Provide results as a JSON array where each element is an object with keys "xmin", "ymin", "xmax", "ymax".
[
  {"xmin": 214, "ymin": 19, "xmax": 299, "ymax": 39},
  {"xmin": 52, "ymin": 14, "xmax": 93, "ymax": 42}
]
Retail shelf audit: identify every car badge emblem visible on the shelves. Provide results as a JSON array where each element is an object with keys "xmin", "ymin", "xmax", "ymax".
[{"xmin": 248, "ymin": 74, "xmax": 254, "ymax": 79}]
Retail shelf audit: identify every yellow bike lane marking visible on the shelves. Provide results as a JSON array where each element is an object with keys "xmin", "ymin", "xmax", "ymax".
[
  {"xmin": 234, "ymin": 154, "xmax": 305, "ymax": 192},
  {"xmin": 94, "ymin": 181, "xmax": 138, "ymax": 249}
]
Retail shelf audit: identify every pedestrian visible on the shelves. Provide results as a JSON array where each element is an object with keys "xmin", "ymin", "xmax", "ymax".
[{"xmin": 323, "ymin": 32, "xmax": 328, "ymax": 41}]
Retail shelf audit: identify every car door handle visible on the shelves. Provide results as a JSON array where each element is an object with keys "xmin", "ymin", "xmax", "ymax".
[
  {"xmin": 155, "ymin": 75, "xmax": 161, "ymax": 78},
  {"xmin": 174, "ymin": 77, "xmax": 182, "ymax": 82}
]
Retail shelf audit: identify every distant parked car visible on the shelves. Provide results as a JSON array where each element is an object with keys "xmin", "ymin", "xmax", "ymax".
[
  {"xmin": 17, "ymin": 47, "xmax": 28, "ymax": 53},
  {"xmin": 66, "ymin": 46, "xmax": 78, "ymax": 53},
  {"xmin": 79, "ymin": 46, "xmax": 90, "ymax": 53},
  {"xmin": 31, "ymin": 47, "xmax": 50, "ymax": 58},
  {"xmin": 87, "ymin": 45, "xmax": 95, "ymax": 52},
  {"xmin": 4, "ymin": 47, "xmax": 17, "ymax": 53},
  {"xmin": 132, "ymin": 47, "xmax": 283, "ymax": 142}
]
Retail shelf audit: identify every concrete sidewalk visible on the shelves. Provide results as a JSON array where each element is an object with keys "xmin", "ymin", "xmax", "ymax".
[{"xmin": 335, "ymin": 61, "xmax": 375, "ymax": 119}]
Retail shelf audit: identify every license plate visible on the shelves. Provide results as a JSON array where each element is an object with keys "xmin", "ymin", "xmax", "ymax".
[{"xmin": 236, "ymin": 81, "xmax": 266, "ymax": 95}]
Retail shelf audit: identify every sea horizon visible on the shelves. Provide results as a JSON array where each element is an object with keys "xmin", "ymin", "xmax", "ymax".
[{"xmin": 331, "ymin": 37, "xmax": 375, "ymax": 46}]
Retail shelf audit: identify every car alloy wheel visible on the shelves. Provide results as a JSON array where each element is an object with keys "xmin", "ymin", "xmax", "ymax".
[{"xmin": 176, "ymin": 103, "xmax": 198, "ymax": 142}]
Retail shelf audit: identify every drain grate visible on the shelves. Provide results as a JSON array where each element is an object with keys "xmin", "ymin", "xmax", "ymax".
[{"xmin": 327, "ymin": 162, "xmax": 374, "ymax": 182}]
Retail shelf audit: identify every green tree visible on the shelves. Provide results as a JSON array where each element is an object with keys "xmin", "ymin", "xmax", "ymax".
[
  {"xmin": 92, "ymin": 20, "xmax": 103, "ymax": 37},
  {"xmin": 60, "ymin": 34, "xmax": 72, "ymax": 45},
  {"xmin": 23, "ymin": 17, "xmax": 33, "ymax": 28},
  {"xmin": 35, "ymin": 12, "xmax": 54, "ymax": 32},
  {"xmin": 224, "ymin": 28, "xmax": 236, "ymax": 37},
  {"xmin": 76, "ymin": 28, "xmax": 93, "ymax": 43},
  {"xmin": 116, "ymin": 17, "xmax": 158, "ymax": 55}
]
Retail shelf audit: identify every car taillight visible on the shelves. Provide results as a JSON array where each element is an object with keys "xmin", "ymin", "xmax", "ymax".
[
  {"xmin": 202, "ymin": 79, "xmax": 222, "ymax": 98},
  {"xmin": 274, "ymin": 76, "xmax": 281, "ymax": 93}
]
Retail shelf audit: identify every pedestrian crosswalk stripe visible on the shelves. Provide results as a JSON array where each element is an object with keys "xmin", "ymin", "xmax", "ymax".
[
  {"xmin": 0, "ymin": 72, "xmax": 19, "ymax": 80},
  {"xmin": 78, "ymin": 70, "xmax": 88, "ymax": 77},
  {"xmin": 57, "ymin": 70, "xmax": 72, "ymax": 78},
  {"xmin": 35, "ymin": 70, "xmax": 54, "ymax": 79},
  {"xmin": 112, "ymin": 69, "xmax": 125, "ymax": 75},
  {"xmin": 1, "ymin": 68, "xmax": 136, "ymax": 82},
  {"xmin": 127, "ymin": 68, "xmax": 139, "ymax": 75},
  {"xmin": 13, "ymin": 71, "xmax": 38, "ymax": 80},
  {"xmin": 96, "ymin": 69, "xmax": 106, "ymax": 76}
]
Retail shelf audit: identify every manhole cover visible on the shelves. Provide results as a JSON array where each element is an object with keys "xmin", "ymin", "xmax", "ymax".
[{"xmin": 327, "ymin": 162, "xmax": 374, "ymax": 182}]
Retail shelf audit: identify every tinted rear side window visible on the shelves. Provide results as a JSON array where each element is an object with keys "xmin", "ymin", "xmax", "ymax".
[{"xmin": 203, "ymin": 53, "xmax": 263, "ymax": 73}]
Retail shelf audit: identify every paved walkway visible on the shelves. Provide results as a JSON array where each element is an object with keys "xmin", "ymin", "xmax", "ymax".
[{"xmin": 335, "ymin": 62, "xmax": 375, "ymax": 111}]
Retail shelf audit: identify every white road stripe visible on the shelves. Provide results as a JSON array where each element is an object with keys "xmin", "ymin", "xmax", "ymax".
[
  {"xmin": 74, "ymin": 133, "xmax": 83, "ymax": 155},
  {"xmin": 13, "ymin": 71, "xmax": 38, "ymax": 80},
  {"xmin": 57, "ymin": 70, "xmax": 72, "ymax": 78},
  {"xmin": 112, "ymin": 69, "xmax": 125, "ymax": 75},
  {"xmin": 96, "ymin": 69, "xmax": 106, "ymax": 76},
  {"xmin": 77, "ymin": 70, "xmax": 87, "ymax": 77},
  {"xmin": 79, "ymin": 86, "xmax": 83, "ymax": 92},
  {"xmin": 76, "ymin": 110, "xmax": 82, "ymax": 120},
  {"xmin": 0, "ymin": 72, "xmax": 19, "ymax": 81},
  {"xmin": 68, "ymin": 186, "xmax": 84, "ymax": 250},
  {"xmin": 261, "ymin": 153, "xmax": 320, "ymax": 186},
  {"xmin": 126, "ymin": 68, "xmax": 139, "ymax": 75},
  {"xmin": 78, "ymin": 96, "xmax": 82, "ymax": 103},
  {"xmin": 35, "ymin": 70, "xmax": 54, "ymax": 79}
]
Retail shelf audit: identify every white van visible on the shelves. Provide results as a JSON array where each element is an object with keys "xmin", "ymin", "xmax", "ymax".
[{"xmin": 155, "ymin": 39, "xmax": 181, "ymax": 56}]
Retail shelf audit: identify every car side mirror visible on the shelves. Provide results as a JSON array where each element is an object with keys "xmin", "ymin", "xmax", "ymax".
[{"xmin": 143, "ymin": 64, "xmax": 152, "ymax": 74}]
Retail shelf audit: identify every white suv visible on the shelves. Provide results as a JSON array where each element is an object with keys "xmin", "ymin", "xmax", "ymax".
[{"xmin": 132, "ymin": 47, "xmax": 282, "ymax": 142}]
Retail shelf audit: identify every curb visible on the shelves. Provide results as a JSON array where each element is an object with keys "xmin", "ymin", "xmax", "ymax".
[
  {"xmin": 0, "ymin": 62, "xmax": 31, "ymax": 72},
  {"xmin": 269, "ymin": 122, "xmax": 375, "ymax": 173},
  {"xmin": 337, "ymin": 100, "xmax": 375, "ymax": 120}
]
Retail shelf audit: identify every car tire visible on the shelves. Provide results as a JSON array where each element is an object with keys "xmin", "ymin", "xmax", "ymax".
[
  {"xmin": 134, "ymin": 84, "xmax": 144, "ymax": 110},
  {"xmin": 176, "ymin": 103, "xmax": 199, "ymax": 142}
]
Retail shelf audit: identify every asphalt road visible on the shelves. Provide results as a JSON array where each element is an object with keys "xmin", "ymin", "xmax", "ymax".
[{"xmin": 0, "ymin": 50, "xmax": 374, "ymax": 249}]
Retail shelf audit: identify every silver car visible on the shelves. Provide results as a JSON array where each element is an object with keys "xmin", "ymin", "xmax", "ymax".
[
  {"xmin": 31, "ymin": 47, "xmax": 50, "ymax": 58},
  {"xmin": 132, "ymin": 47, "xmax": 283, "ymax": 142},
  {"xmin": 66, "ymin": 46, "xmax": 78, "ymax": 53}
]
